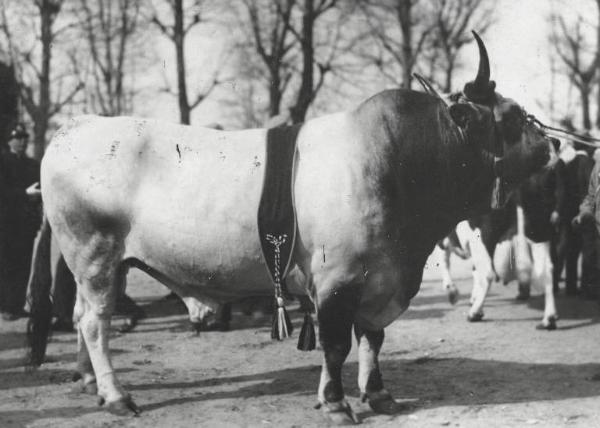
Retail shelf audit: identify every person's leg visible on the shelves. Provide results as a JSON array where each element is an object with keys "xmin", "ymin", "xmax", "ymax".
[
  {"xmin": 52, "ymin": 255, "xmax": 77, "ymax": 331},
  {"xmin": 3, "ymin": 235, "xmax": 35, "ymax": 319},
  {"xmin": 564, "ymin": 222, "xmax": 581, "ymax": 296},
  {"xmin": 580, "ymin": 220, "xmax": 597, "ymax": 296},
  {"xmin": 114, "ymin": 266, "xmax": 145, "ymax": 333},
  {"xmin": 552, "ymin": 222, "xmax": 567, "ymax": 294},
  {"xmin": 591, "ymin": 234, "xmax": 600, "ymax": 300}
]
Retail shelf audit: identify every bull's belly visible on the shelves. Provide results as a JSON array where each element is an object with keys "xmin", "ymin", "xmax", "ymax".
[{"xmin": 125, "ymin": 224, "xmax": 307, "ymax": 302}]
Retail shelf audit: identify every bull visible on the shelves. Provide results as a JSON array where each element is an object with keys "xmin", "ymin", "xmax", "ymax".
[{"xmin": 29, "ymin": 33, "xmax": 554, "ymax": 424}]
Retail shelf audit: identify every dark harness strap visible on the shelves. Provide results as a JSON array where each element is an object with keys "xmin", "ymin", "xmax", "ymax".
[{"xmin": 257, "ymin": 124, "xmax": 302, "ymax": 297}]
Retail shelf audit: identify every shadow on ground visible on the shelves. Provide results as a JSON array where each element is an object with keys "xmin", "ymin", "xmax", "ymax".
[{"xmin": 119, "ymin": 357, "xmax": 600, "ymax": 413}]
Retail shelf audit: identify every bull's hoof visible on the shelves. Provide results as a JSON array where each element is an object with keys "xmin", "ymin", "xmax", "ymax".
[
  {"xmin": 536, "ymin": 316, "xmax": 557, "ymax": 331},
  {"xmin": 467, "ymin": 311, "xmax": 484, "ymax": 322},
  {"xmin": 118, "ymin": 317, "xmax": 138, "ymax": 333},
  {"xmin": 317, "ymin": 400, "xmax": 360, "ymax": 425},
  {"xmin": 446, "ymin": 285, "xmax": 459, "ymax": 305},
  {"xmin": 70, "ymin": 379, "xmax": 97, "ymax": 395},
  {"xmin": 102, "ymin": 395, "xmax": 140, "ymax": 417},
  {"xmin": 363, "ymin": 391, "xmax": 403, "ymax": 415}
]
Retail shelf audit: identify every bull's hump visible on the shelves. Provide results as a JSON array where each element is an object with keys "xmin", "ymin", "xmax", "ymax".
[{"xmin": 358, "ymin": 89, "xmax": 441, "ymax": 117}]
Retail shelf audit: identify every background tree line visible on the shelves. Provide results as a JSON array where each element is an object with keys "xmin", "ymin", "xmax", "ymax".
[{"xmin": 0, "ymin": 0, "xmax": 595, "ymax": 160}]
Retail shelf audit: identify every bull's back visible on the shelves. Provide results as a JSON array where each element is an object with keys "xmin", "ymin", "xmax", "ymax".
[
  {"xmin": 43, "ymin": 116, "xmax": 146, "ymax": 222},
  {"xmin": 43, "ymin": 116, "xmax": 270, "ymax": 286}
]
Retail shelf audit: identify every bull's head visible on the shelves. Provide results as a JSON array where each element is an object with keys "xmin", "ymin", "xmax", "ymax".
[{"xmin": 447, "ymin": 31, "xmax": 555, "ymax": 206}]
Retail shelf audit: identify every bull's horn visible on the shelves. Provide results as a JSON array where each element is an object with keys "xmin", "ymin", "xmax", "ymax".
[
  {"xmin": 472, "ymin": 30, "xmax": 490, "ymax": 89},
  {"xmin": 463, "ymin": 31, "xmax": 495, "ymax": 102}
]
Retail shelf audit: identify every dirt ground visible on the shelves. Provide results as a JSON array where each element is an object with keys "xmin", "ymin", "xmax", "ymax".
[{"xmin": 1, "ymin": 254, "xmax": 600, "ymax": 428}]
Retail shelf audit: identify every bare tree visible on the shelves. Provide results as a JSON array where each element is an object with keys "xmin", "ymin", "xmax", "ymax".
[
  {"xmin": 358, "ymin": 0, "xmax": 435, "ymax": 89},
  {"xmin": 287, "ymin": 0, "xmax": 339, "ymax": 123},
  {"xmin": 1, "ymin": 0, "xmax": 83, "ymax": 159},
  {"xmin": 75, "ymin": 0, "xmax": 142, "ymax": 116},
  {"xmin": 427, "ymin": 0, "xmax": 494, "ymax": 92},
  {"xmin": 152, "ymin": 0, "xmax": 224, "ymax": 125},
  {"xmin": 551, "ymin": 1, "xmax": 600, "ymax": 130},
  {"xmin": 237, "ymin": 0, "xmax": 350, "ymax": 124},
  {"xmin": 241, "ymin": 0, "xmax": 297, "ymax": 118}
]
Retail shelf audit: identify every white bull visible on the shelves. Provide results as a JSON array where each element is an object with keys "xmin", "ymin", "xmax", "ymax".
[{"xmin": 29, "ymin": 33, "xmax": 555, "ymax": 424}]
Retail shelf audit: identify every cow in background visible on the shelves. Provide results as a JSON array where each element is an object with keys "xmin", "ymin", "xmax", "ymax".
[{"xmin": 439, "ymin": 139, "xmax": 562, "ymax": 329}]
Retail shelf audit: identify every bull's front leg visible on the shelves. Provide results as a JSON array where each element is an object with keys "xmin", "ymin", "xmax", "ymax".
[
  {"xmin": 316, "ymin": 285, "xmax": 360, "ymax": 425},
  {"xmin": 355, "ymin": 327, "xmax": 402, "ymax": 415}
]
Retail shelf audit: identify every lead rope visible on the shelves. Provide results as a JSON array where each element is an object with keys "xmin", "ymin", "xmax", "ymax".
[{"xmin": 528, "ymin": 116, "xmax": 600, "ymax": 148}]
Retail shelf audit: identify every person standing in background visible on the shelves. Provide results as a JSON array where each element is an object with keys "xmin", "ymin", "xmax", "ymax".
[
  {"xmin": 0, "ymin": 124, "xmax": 42, "ymax": 320},
  {"xmin": 553, "ymin": 141, "xmax": 595, "ymax": 296},
  {"xmin": 573, "ymin": 147, "xmax": 600, "ymax": 302}
]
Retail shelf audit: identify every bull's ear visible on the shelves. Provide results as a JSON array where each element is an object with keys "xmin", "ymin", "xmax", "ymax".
[{"xmin": 449, "ymin": 103, "xmax": 475, "ymax": 129}]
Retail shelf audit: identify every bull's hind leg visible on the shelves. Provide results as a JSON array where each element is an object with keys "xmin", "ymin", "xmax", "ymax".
[
  {"xmin": 66, "ymin": 234, "xmax": 139, "ymax": 416},
  {"xmin": 355, "ymin": 327, "xmax": 402, "ymax": 415},
  {"xmin": 316, "ymin": 285, "xmax": 360, "ymax": 425},
  {"xmin": 71, "ymin": 291, "xmax": 97, "ymax": 395}
]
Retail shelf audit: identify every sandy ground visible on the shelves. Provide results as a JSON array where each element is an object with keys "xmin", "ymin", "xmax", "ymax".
[{"xmin": 1, "ymin": 253, "xmax": 600, "ymax": 428}]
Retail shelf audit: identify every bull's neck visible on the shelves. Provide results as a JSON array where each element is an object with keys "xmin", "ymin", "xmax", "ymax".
[{"xmin": 353, "ymin": 89, "xmax": 497, "ymax": 240}]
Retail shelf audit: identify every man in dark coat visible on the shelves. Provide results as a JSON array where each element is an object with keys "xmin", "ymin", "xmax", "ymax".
[
  {"xmin": 573, "ymin": 149, "xmax": 600, "ymax": 301},
  {"xmin": 0, "ymin": 124, "xmax": 42, "ymax": 320},
  {"xmin": 553, "ymin": 142, "xmax": 595, "ymax": 296}
]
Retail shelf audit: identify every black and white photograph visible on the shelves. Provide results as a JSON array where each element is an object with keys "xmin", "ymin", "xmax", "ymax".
[{"xmin": 1, "ymin": 0, "xmax": 600, "ymax": 426}]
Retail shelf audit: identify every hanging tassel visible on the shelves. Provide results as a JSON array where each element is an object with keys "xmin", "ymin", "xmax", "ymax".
[
  {"xmin": 297, "ymin": 312, "xmax": 316, "ymax": 351},
  {"xmin": 271, "ymin": 297, "xmax": 293, "ymax": 340}
]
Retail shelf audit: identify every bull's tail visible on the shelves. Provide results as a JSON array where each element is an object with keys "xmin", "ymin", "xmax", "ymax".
[{"xmin": 26, "ymin": 216, "xmax": 53, "ymax": 367}]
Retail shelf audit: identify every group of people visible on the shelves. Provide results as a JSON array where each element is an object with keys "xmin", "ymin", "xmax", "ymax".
[{"xmin": 0, "ymin": 124, "xmax": 145, "ymax": 330}]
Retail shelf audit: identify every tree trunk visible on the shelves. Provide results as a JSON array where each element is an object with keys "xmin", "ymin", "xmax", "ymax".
[
  {"xmin": 398, "ymin": 0, "xmax": 413, "ymax": 89},
  {"xmin": 290, "ymin": 0, "xmax": 315, "ymax": 124},
  {"xmin": 268, "ymin": 66, "xmax": 282, "ymax": 117},
  {"xmin": 596, "ymin": 81, "xmax": 600, "ymax": 129},
  {"xmin": 174, "ymin": 0, "xmax": 190, "ymax": 124},
  {"xmin": 443, "ymin": 61, "xmax": 454, "ymax": 93},
  {"xmin": 34, "ymin": 0, "xmax": 55, "ymax": 160},
  {"xmin": 580, "ymin": 83, "xmax": 591, "ymax": 130}
]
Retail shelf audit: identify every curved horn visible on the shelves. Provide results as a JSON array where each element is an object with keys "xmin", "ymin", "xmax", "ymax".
[{"xmin": 472, "ymin": 30, "xmax": 490, "ymax": 89}]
